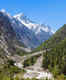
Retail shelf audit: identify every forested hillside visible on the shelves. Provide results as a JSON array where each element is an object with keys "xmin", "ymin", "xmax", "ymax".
[
  {"xmin": 43, "ymin": 38, "xmax": 66, "ymax": 76},
  {"xmin": 41, "ymin": 25, "xmax": 66, "ymax": 79}
]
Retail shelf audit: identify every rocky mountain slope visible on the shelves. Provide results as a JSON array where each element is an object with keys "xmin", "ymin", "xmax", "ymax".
[{"xmin": 0, "ymin": 10, "xmax": 30, "ymax": 63}]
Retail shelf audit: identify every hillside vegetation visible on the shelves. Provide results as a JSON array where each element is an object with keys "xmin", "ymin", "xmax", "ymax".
[
  {"xmin": 41, "ymin": 25, "xmax": 66, "ymax": 78},
  {"xmin": 43, "ymin": 38, "xmax": 66, "ymax": 75}
]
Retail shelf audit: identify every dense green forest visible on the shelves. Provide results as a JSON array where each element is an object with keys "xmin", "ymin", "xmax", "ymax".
[{"xmin": 43, "ymin": 38, "xmax": 66, "ymax": 76}]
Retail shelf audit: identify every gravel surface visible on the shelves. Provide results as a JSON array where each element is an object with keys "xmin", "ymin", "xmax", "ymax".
[{"xmin": 23, "ymin": 56, "xmax": 53, "ymax": 79}]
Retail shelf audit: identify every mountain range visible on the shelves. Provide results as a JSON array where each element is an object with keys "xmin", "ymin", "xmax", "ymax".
[{"xmin": 0, "ymin": 9, "xmax": 54, "ymax": 49}]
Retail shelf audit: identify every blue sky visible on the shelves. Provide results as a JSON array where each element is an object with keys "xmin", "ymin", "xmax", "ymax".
[{"xmin": 0, "ymin": 0, "xmax": 66, "ymax": 31}]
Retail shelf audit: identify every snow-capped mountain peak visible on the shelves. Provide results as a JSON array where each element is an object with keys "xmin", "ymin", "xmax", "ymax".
[
  {"xmin": 14, "ymin": 13, "xmax": 24, "ymax": 19},
  {"xmin": 14, "ymin": 13, "xmax": 29, "ymax": 23},
  {"xmin": 14, "ymin": 13, "xmax": 54, "ymax": 35},
  {"xmin": 0, "ymin": 9, "xmax": 12, "ymax": 19}
]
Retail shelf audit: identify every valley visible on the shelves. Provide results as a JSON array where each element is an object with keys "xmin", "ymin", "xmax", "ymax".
[{"xmin": 0, "ymin": 9, "xmax": 66, "ymax": 80}]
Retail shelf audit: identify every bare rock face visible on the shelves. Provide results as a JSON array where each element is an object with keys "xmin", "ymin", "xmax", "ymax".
[
  {"xmin": 0, "ymin": 12, "xmax": 15, "ymax": 40},
  {"xmin": 0, "ymin": 11, "xmax": 17, "ymax": 55}
]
